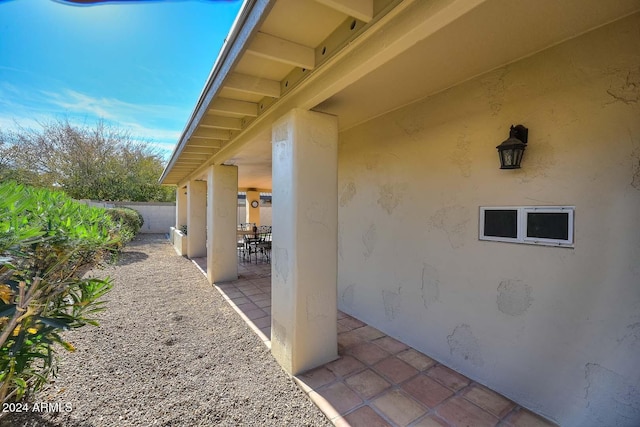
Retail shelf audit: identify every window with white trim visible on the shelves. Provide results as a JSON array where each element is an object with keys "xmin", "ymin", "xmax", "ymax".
[{"xmin": 479, "ymin": 206, "xmax": 574, "ymax": 247}]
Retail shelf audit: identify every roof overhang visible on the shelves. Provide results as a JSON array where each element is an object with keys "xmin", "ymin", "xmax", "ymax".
[{"xmin": 160, "ymin": 0, "xmax": 640, "ymax": 188}]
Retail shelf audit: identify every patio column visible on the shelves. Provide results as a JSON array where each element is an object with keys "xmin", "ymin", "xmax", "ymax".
[
  {"xmin": 245, "ymin": 189, "xmax": 260, "ymax": 226},
  {"xmin": 206, "ymin": 165, "xmax": 239, "ymax": 284},
  {"xmin": 187, "ymin": 180, "xmax": 207, "ymax": 258},
  {"xmin": 176, "ymin": 185, "xmax": 187, "ymax": 228},
  {"xmin": 271, "ymin": 108, "xmax": 338, "ymax": 375}
]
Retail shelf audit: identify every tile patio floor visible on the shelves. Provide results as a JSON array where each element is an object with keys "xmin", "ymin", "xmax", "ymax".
[{"xmin": 191, "ymin": 256, "xmax": 557, "ymax": 427}]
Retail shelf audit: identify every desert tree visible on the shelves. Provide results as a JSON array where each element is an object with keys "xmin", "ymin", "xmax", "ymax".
[{"xmin": 0, "ymin": 119, "xmax": 174, "ymax": 202}]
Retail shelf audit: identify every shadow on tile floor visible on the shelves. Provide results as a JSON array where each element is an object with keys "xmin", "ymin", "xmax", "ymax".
[{"xmin": 199, "ymin": 257, "xmax": 557, "ymax": 427}]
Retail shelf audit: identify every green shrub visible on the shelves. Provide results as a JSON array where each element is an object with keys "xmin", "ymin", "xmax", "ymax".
[
  {"xmin": 105, "ymin": 207, "xmax": 143, "ymax": 243},
  {"xmin": 0, "ymin": 182, "xmax": 121, "ymax": 403}
]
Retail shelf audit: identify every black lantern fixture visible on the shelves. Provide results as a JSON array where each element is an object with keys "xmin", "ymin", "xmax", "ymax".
[{"xmin": 496, "ymin": 124, "xmax": 528, "ymax": 169}]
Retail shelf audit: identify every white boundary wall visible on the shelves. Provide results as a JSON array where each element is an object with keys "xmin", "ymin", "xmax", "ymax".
[
  {"xmin": 79, "ymin": 200, "xmax": 176, "ymax": 234},
  {"xmin": 79, "ymin": 200, "xmax": 273, "ymax": 234}
]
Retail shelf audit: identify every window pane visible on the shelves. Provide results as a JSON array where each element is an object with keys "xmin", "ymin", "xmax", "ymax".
[
  {"xmin": 526, "ymin": 212, "xmax": 569, "ymax": 240},
  {"xmin": 484, "ymin": 209, "xmax": 518, "ymax": 238}
]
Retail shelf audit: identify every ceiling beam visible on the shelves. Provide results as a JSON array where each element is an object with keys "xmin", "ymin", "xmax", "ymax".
[
  {"xmin": 177, "ymin": 155, "xmax": 209, "ymax": 160},
  {"xmin": 181, "ymin": 153, "xmax": 215, "ymax": 159},
  {"xmin": 191, "ymin": 128, "xmax": 231, "ymax": 140},
  {"xmin": 158, "ymin": 0, "xmax": 272, "ymax": 186},
  {"xmin": 182, "ymin": 147, "xmax": 217, "ymax": 155},
  {"xmin": 187, "ymin": 140, "xmax": 222, "ymax": 148},
  {"xmin": 246, "ymin": 32, "xmax": 315, "ymax": 70},
  {"xmin": 314, "ymin": 0, "xmax": 373, "ymax": 22},
  {"xmin": 182, "ymin": 145, "xmax": 217, "ymax": 151},
  {"xmin": 225, "ymin": 72, "xmax": 281, "ymax": 98},
  {"xmin": 174, "ymin": 164, "xmax": 204, "ymax": 169},
  {"xmin": 175, "ymin": 159, "xmax": 205, "ymax": 163},
  {"xmin": 207, "ymin": 0, "xmax": 489, "ymax": 170},
  {"xmin": 200, "ymin": 114, "xmax": 243, "ymax": 130},
  {"xmin": 209, "ymin": 98, "xmax": 258, "ymax": 117}
]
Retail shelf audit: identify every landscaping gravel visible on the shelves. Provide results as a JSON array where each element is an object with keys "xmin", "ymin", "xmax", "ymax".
[{"xmin": 2, "ymin": 234, "xmax": 331, "ymax": 427}]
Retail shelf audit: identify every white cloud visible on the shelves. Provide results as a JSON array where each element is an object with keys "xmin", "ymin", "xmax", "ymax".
[
  {"xmin": 0, "ymin": 86, "xmax": 188, "ymax": 160},
  {"xmin": 0, "ymin": 113, "xmax": 52, "ymax": 132},
  {"xmin": 44, "ymin": 89, "xmax": 187, "ymax": 123}
]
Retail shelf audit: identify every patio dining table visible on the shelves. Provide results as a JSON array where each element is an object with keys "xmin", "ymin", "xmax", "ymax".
[{"xmin": 237, "ymin": 227, "xmax": 271, "ymax": 262}]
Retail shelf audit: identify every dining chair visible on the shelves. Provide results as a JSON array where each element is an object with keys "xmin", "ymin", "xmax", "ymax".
[{"xmin": 256, "ymin": 227, "xmax": 272, "ymax": 262}]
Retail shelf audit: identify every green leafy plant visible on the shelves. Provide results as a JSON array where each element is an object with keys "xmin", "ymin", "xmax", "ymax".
[
  {"xmin": 105, "ymin": 207, "xmax": 144, "ymax": 244},
  {"xmin": 0, "ymin": 182, "xmax": 122, "ymax": 403},
  {"xmin": 0, "ymin": 120, "xmax": 176, "ymax": 202}
]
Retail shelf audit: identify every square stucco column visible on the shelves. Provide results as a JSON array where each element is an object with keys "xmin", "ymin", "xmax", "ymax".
[
  {"xmin": 245, "ymin": 189, "xmax": 260, "ymax": 226},
  {"xmin": 176, "ymin": 186, "xmax": 187, "ymax": 228},
  {"xmin": 187, "ymin": 180, "xmax": 207, "ymax": 258},
  {"xmin": 271, "ymin": 108, "xmax": 338, "ymax": 375},
  {"xmin": 206, "ymin": 165, "xmax": 239, "ymax": 284}
]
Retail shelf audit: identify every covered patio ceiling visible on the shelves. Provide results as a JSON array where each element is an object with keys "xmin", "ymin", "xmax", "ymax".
[{"xmin": 159, "ymin": 0, "xmax": 640, "ymax": 190}]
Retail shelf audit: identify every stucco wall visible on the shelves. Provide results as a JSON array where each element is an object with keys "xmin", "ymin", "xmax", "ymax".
[
  {"xmin": 117, "ymin": 202, "xmax": 176, "ymax": 234},
  {"xmin": 81, "ymin": 200, "xmax": 176, "ymax": 234},
  {"xmin": 238, "ymin": 205, "xmax": 273, "ymax": 226},
  {"xmin": 337, "ymin": 13, "xmax": 640, "ymax": 426}
]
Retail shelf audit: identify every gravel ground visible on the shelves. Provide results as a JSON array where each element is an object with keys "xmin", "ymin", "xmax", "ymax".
[{"xmin": 2, "ymin": 234, "xmax": 331, "ymax": 427}]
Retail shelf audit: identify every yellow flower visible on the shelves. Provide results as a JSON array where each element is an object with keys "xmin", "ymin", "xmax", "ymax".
[
  {"xmin": 27, "ymin": 328, "xmax": 38, "ymax": 334},
  {"xmin": 61, "ymin": 341, "xmax": 76, "ymax": 352},
  {"xmin": 12, "ymin": 325, "xmax": 21, "ymax": 336},
  {"xmin": 0, "ymin": 285, "xmax": 12, "ymax": 304}
]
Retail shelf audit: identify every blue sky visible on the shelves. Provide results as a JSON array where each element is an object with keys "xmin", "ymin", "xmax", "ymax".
[{"xmin": 0, "ymin": 0, "xmax": 243, "ymax": 159}]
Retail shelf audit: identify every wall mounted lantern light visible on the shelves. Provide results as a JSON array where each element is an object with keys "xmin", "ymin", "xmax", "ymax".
[{"xmin": 496, "ymin": 124, "xmax": 528, "ymax": 169}]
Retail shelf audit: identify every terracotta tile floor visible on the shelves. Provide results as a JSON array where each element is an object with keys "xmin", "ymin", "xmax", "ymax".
[{"xmin": 193, "ymin": 256, "xmax": 557, "ymax": 427}]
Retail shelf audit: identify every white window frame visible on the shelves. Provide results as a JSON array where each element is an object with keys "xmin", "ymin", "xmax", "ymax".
[
  {"xmin": 478, "ymin": 207, "xmax": 520, "ymax": 243},
  {"xmin": 479, "ymin": 206, "xmax": 575, "ymax": 248}
]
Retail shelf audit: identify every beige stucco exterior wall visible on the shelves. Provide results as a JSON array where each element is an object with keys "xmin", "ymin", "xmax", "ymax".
[
  {"xmin": 237, "ymin": 205, "xmax": 272, "ymax": 226},
  {"xmin": 79, "ymin": 200, "xmax": 176, "ymax": 234},
  {"xmin": 116, "ymin": 202, "xmax": 176, "ymax": 234},
  {"xmin": 337, "ymin": 13, "xmax": 640, "ymax": 426}
]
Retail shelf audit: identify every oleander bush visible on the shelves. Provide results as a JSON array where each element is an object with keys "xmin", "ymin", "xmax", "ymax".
[
  {"xmin": 0, "ymin": 182, "xmax": 122, "ymax": 404},
  {"xmin": 105, "ymin": 207, "xmax": 144, "ymax": 244}
]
